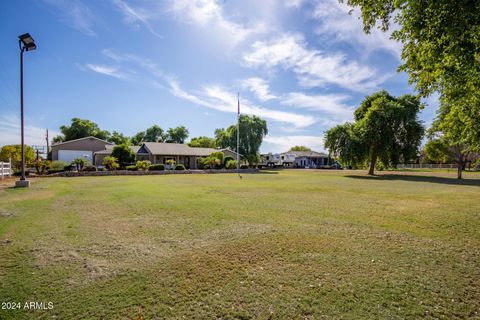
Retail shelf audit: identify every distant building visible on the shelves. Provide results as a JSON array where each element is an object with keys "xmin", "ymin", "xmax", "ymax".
[
  {"xmin": 289, "ymin": 150, "xmax": 330, "ymax": 168},
  {"xmin": 51, "ymin": 136, "xmax": 113, "ymax": 164}
]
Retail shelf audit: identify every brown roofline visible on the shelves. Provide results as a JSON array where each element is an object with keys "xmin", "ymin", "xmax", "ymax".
[{"xmin": 52, "ymin": 136, "xmax": 114, "ymax": 147}]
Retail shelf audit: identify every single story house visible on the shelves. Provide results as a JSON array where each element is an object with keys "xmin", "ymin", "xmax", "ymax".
[
  {"xmin": 51, "ymin": 136, "xmax": 113, "ymax": 164},
  {"xmin": 136, "ymin": 142, "xmax": 239, "ymax": 169},
  {"xmin": 52, "ymin": 136, "xmax": 240, "ymax": 169},
  {"xmin": 289, "ymin": 150, "xmax": 330, "ymax": 168}
]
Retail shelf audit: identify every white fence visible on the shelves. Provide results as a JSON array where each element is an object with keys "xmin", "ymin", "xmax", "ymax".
[
  {"xmin": 396, "ymin": 163, "xmax": 458, "ymax": 169},
  {"xmin": 0, "ymin": 160, "xmax": 12, "ymax": 179}
]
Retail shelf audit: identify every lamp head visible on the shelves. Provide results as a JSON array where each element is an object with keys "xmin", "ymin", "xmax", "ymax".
[{"xmin": 19, "ymin": 33, "xmax": 36, "ymax": 51}]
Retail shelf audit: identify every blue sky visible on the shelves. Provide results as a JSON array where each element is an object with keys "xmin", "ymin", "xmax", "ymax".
[{"xmin": 0, "ymin": 0, "xmax": 439, "ymax": 152}]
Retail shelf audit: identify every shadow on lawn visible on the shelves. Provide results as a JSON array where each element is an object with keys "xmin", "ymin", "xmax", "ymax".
[{"xmin": 345, "ymin": 174, "xmax": 480, "ymax": 186}]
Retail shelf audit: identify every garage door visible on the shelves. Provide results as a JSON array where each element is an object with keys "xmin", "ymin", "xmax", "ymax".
[{"xmin": 58, "ymin": 150, "xmax": 93, "ymax": 164}]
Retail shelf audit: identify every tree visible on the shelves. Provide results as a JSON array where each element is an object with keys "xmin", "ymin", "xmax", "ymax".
[
  {"xmin": 0, "ymin": 145, "xmax": 35, "ymax": 170},
  {"xmin": 341, "ymin": 0, "xmax": 480, "ymax": 150},
  {"xmin": 111, "ymin": 144, "xmax": 136, "ymax": 168},
  {"xmin": 188, "ymin": 136, "xmax": 217, "ymax": 148},
  {"xmin": 215, "ymin": 114, "xmax": 268, "ymax": 165},
  {"xmin": 53, "ymin": 118, "xmax": 110, "ymax": 143},
  {"xmin": 130, "ymin": 131, "xmax": 145, "ymax": 145},
  {"xmin": 109, "ymin": 131, "xmax": 130, "ymax": 145},
  {"xmin": 426, "ymin": 102, "xmax": 480, "ymax": 179},
  {"xmin": 324, "ymin": 91, "xmax": 424, "ymax": 175},
  {"xmin": 71, "ymin": 158, "xmax": 88, "ymax": 171},
  {"xmin": 289, "ymin": 146, "xmax": 312, "ymax": 152},
  {"xmin": 102, "ymin": 156, "xmax": 119, "ymax": 170},
  {"xmin": 144, "ymin": 125, "xmax": 165, "ymax": 142},
  {"xmin": 166, "ymin": 126, "xmax": 189, "ymax": 144}
]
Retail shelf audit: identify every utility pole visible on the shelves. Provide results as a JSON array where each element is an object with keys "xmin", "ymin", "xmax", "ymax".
[
  {"xmin": 46, "ymin": 129, "xmax": 49, "ymax": 158},
  {"xmin": 237, "ymin": 92, "xmax": 240, "ymax": 174}
]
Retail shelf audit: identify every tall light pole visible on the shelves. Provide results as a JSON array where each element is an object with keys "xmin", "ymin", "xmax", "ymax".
[{"xmin": 16, "ymin": 33, "xmax": 36, "ymax": 188}]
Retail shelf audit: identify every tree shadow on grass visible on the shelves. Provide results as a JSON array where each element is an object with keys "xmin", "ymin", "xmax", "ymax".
[
  {"xmin": 256, "ymin": 170, "xmax": 280, "ymax": 174},
  {"xmin": 345, "ymin": 174, "xmax": 480, "ymax": 186}
]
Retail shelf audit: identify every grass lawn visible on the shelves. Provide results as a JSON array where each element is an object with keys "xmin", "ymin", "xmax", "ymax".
[{"xmin": 1, "ymin": 170, "xmax": 479, "ymax": 319}]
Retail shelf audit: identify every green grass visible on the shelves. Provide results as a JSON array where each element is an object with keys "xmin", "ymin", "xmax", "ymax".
[{"xmin": 1, "ymin": 170, "xmax": 479, "ymax": 319}]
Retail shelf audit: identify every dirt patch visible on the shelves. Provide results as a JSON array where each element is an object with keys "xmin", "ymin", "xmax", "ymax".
[{"xmin": 0, "ymin": 210, "xmax": 13, "ymax": 217}]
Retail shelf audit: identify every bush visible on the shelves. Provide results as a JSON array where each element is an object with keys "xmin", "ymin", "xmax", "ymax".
[
  {"xmin": 240, "ymin": 164, "xmax": 249, "ymax": 169},
  {"xmin": 225, "ymin": 159, "xmax": 237, "ymax": 169},
  {"xmin": 148, "ymin": 164, "xmax": 165, "ymax": 171},
  {"xmin": 210, "ymin": 151, "xmax": 224, "ymax": 164},
  {"xmin": 102, "ymin": 156, "xmax": 119, "ymax": 170},
  {"xmin": 125, "ymin": 165, "xmax": 137, "ymax": 171},
  {"xmin": 83, "ymin": 165, "xmax": 97, "ymax": 172},
  {"xmin": 224, "ymin": 156, "xmax": 234, "ymax": 164},
  {"xmin": 50, "ymin": 160, "xmax": 67, "ymax": 171},
  {"xmin": 175, "ymin": 164, "xmax": 186, "ymax": 171},
  {"xmin": 34, "ymin": 159, "xmax": 51, "ymax": 175},
  {"xmin": 136, "ymin": 160, "xmax": 151, "ymax": 170},
  {"xmin": 197, "ymin": 158, "xmax": 206, "ymax": 169},
  {"xmin": 204, "ymin": 156, "xmax": 221, "ymax": 169},
  {"xmin": 71, "ymin": 158, "xmax": 88, "ymax": 171}
]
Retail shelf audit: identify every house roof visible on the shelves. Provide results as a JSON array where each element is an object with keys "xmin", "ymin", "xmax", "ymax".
[
  {"xmin": 51, "ymin": 136, "xmax": 114, "ymax": 147},
  {"xmin": 142, "ymin": 142, "xmax": 217, "ymax": 156},
  {"xmin": 93, "ymin": 145, "xmax": 141, "ymax": 155},
  {"xmin": 288, "ymin": 150, "xmax": 328, "ymax": 158}
]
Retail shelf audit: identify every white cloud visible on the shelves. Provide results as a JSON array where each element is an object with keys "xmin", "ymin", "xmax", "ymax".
[
  {"xmin": 243, "ymin": 33, "xmax": 382, "ymax": 91},
  {"xmin": 312, "ymin": 0, "xmax": 402, "ymax": 58},
  {"xmin": 284, "ymin": 0, "xmax": 305, "ymax": 8},
  {"xmin": 41, "ymin": 0, "xmax": 97, "ymax": 36},
  {"xmin": 83, "ymin": 64, "xmax": 130, "ymax": 80},
  {"xmin": 263, "ymin": 135, "xmax": 325, "ymax": 153},
  {"xmin": 166, "ymin": 0, "xmax": 264, "ymax": 45},
  {"xmin": 0, "ymin": 114, "xmax": 60, "ymax": 147},
  {"xmin": 241, "ymin": 77, "xmax": 277, "ymax": 101},
  {"xmin": 167, "ymin": 78, "xmax": 316, "ymax": 128},
  {"xmin": 282, "ymin": 92, "xmax": 354, "ymax": 120},
  {"xmin": 113, "ymin": 0, "xmax": 163, "ymax": 38}
]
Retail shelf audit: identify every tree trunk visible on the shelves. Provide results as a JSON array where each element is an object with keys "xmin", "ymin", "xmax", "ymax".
[
  {"xmin": 368, "ymin": 152, "xmax": 377, "ymax": 175},
  {"xmin": 457, "ymin": 163, "xmax": 463, "ymax": 179}
]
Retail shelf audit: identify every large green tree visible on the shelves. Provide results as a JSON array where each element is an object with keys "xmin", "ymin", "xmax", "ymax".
[
  {"xmin": 425, "ymin": 101, "xmax": 479, "ymax": 179},
  {"xmin": 341, "ymin": 0, "xmax": 480, "ymax": 149},
  {"xmin": 215, "ymin": 114, "xmax": 268, "ymax": 165},
  {"xmin": 188, "ymin": 136, "xmax": 217, "ymax": 148},
  {"xmin": 0, "ymin": 145, "xmax": 35, "ymax": 170},
  {"xmin": 144, "ymin": 125, "xmax": 165, "ymax": 142},
  {"xmin": 165, "ymin": 126, "xmax": 189, "ymax": 144},
  {"xmin": 53, "ymin": 118, "xmax": 110, "ymax": 143},
  {"xmin": 325, "ymin": 91, "xmax": 424, "ymax": 175},
  {"xmin": 111, "ymin": 144, "xmax": 136, "ymax": 168},
  {"xmin": 108, "ymin": 131, "xmax": 130, "ymax": 145}
]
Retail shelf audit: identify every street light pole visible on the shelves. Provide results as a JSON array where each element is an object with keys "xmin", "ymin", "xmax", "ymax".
[
  {"xmin": 16, "ymin": 33, "xmax": 36, "ymax": 188},
  {"xmin": 20, "ymin": 44, "xmax": 25, "ymax": 181}
]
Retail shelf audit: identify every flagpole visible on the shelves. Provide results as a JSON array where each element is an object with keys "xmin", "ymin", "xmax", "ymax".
[{"xmin": 237, "ymin": 92, "xmax": 240, "ymax": 174}]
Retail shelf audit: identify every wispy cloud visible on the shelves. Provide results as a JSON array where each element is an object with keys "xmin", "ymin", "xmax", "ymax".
[
  {"xmin": 166, "ymin": 0, "xmax": 264, "ymax": 46},
  {"xmin": 167, "ymin": 78, "xmax": 316, "ymax": 128},
  {"xmin": 112, "ymin": 0, "xmax": 163, "ymax": 38},
  {"xmin": 312, "ymin": 0, "xmax": 401, "ymax": 59},
  {"xmin": 263, "ymin": 135, "xmax": 325, "ymax": 153},
  {"xmin": 241, "ymin": 77, "xmax": 277, "ymax": 101},
  {"xmin": 0, "ymin": 114, "xmax": 60, "ymax": 147},
  {"xmin": 243, "ymin": 33, "xmax": 384, "ymax": 92},
  {"xmin": 282, "ymin": 92, "xmax": 354, "ymax": 120},
  {"xmin": 82, "ymin": 64, "xmax": 131, "ymax": 80},
  {"xmin": 40, "ymin": 0, "xmax": 97, "ymax": 36}
]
